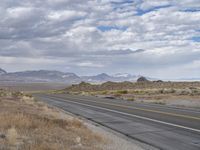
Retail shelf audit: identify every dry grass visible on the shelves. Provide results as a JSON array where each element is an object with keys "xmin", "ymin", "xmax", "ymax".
[
  {"xmin": 0, "ymin": 89, "xmax": 104, "ymax": 150},
  {"xmin": 6, "ymin": 127, "xmax": 18, "ymax": 145},
  {"xmin": 65, "ymin": 81, "xmax": 200, "ymax": 92},
  {"xmin": 63, "ymin": 82, "xmax": 200, "ymax": 108}
]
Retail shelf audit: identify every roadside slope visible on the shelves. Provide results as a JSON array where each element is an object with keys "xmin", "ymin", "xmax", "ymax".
[{"xmin": 0, "ymin": 89, "xmax": 103, "ymax": 150}]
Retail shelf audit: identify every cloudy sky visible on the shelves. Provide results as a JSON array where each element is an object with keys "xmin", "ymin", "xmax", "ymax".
[{"xmin": 0, "ymin": 0, "xmax": 200, "ymax": 79}]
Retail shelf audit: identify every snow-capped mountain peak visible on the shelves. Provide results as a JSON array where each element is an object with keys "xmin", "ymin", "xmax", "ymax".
[{"xmin": 113, "ymin": 73, "xmax": 131, "ymax": 78}]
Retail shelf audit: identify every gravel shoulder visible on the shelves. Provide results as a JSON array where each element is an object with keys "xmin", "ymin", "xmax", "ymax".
[
  {"xmin": 85, "ymin": 120, "xmax": 157, "ymax": 150},
  {"xmin": 57, "ymin": 106, "xmax": 157, "ymax": 150}
]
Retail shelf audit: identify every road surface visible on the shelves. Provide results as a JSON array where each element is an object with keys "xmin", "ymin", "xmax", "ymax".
[{"xmin": 34, "ymin": 93, "xmax": 200, "ymax": 150}]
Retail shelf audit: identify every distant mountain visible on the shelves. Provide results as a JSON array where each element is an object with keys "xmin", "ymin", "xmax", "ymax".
[
  {"xmin": 113, "ymin": 73, "xmax": 132, "ymax": 78},
  {"xmin": 81, "ymin": 73, "xmax": 142, "ymax": 83},
  {"xmin": 112, "ymin": 73, "xmax": 140, "ymax": 82},
  {"xmin": 137, "ymin": 76, "xmax": 149, "ymax": 82},
  {"xmin": 0, "ymin": 68, "xmax": 151, "ymax": 83},
  {"xmin": 81, "ymin": 73, "xmax": 113, "ymax": 82},
  {"xmin": 0, "ymin": 70, "xmax": 80, "ymax": 83},
  {"xmin": 0, "ymin": 68, "xmax": 7, "ymax": 75}
]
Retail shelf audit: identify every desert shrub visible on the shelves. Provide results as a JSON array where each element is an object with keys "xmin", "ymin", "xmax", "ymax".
[
  {"xmin": 177, "ymin": 89, "xmax": 192, "ymax": 95},
  {"xmin": 190, "ymin": 89, "xmax": 200, "ymax": 95},
  {"xmin": 191, "ymin": 90, "xmax": 197, "ymax": 94},
  {"xmin": 168, "ymin": 88, "xmax": 176, "ymax": 93},
  {"xmin": 159, "ymin": 89, "xmax": 164, "ymax": 94},
  {"xmin": 116, "ymin": 90, "xmax": 128, "ymax": 94},
  {"xmin": 154, "ymin": 101, "xmax": 165, "ymax": 105},
  {"xmin": 0, "ymin": 89, "xmax": 11, "ymax": 97},
  {"xmin": 132, "ymin": 90, "xmax": 140, "ymax": 94},
  {"xmin": 126, "ymin": 97, "xmax": 135, "ymax": 101},
  {"xmin": 7, "ymin": 127, "xmax": 18, "ymax": 145},
  {"xmin": 158, "ymin": 88, "xmax": 176, "ymax": 94},
  {"xmin": 101, "ymin": 91, "xmax": 108, "ymax": 95},
  {"xmin": 0, "ymin": 91, "xmax": 6, "ymax": 97},
  {"xmin": 189, "ymin": 87, "xmax": 198, "ymax": 90},
  {"xmin": 12, "ymin": 91, "xmax": 24, "ymax": 98}
]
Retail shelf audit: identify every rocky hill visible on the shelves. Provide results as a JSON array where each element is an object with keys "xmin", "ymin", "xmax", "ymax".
[
  {"xmin": 65, "ymin": 81, "xmax": 200, "ymax": 92},
  {"xmin": 137, "ymin": 76, "xmax": 149, "ymax": 82},
  {"xmin": 0, "ymin": 68, "xmax": 7, "ymax": 75}
]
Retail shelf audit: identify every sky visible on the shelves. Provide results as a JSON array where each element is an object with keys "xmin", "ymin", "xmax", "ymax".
[{"xmin": 0, "ymin": 0, "xmax": 200, "ymax": 79}]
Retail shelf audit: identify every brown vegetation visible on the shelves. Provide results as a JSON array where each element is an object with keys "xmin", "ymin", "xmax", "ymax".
[
  {"xmin": 64, "ymin": 81, "xmax": 200, "ymax": 108},
  {"xmin": 0, "ymin": 89, "xmax": 103, "ymax": 150},
  {"xmin": 65, "ymin": 81, "xmax": 200, "ymax": 93}
]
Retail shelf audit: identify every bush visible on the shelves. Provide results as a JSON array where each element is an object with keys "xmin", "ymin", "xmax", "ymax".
[
  {"xmin": 127, "ymin": 97, "xmax": 135, "ymax": 101},
  {"xmin": 154, "ymin": 101, "xmax": 165, "ymax": 105},
  {"xmin": 159, "ymin": 89, "xmax": 164, "ymax": 94},
  {"xmin": 168, "ymin": 88, "xmax": 176, "ymax": 93},
  {"xmin": 101, "ymin": 91, "xmax": 108, "ymax": 95},
  {"xmin": 116, "ymin": 90, "xmax": 128, "ymax": 94},
  {"xmin": 158, "ymin": 88, "xmax": 176, "ymax": 94}
]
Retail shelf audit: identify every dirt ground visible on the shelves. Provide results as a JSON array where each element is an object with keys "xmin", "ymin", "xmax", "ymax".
[
  {"xmin": 0, "ymin": 82, "xmax": 69, "ymax": 92},
  {"xmin": 0, "ymin": 89, "xmax": 104, "ymax": 150}
]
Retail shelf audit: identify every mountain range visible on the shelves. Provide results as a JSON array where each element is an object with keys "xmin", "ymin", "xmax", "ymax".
[
  {"xmin": 0, "ymin": 68, "xmax": 7, "ymax": 75},
  {"xmin": 0, "ymin": 68, "xmax": 142, "ymax": 83},
  {"xmin": 1, "ymin": 68, "xmax": 199, "ymax": 83}
]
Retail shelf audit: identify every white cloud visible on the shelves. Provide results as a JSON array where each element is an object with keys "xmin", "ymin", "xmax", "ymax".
[
  {"xmin": 7, "ymin": 7, "xmax": 33, "ymax": 18},
  {"xmin": 47, "ymin": 10, "xmax": 86, "ymax": 21},
  {"xmin": 76, "ymin": 61, "xmax": 104, "ymax": 68},
  {"xmin": 0, "ymin": 0, "xmax": 200, "ymax": 78},
  {"xmin": 140, "ymin": 0, "xmax": 171, "ymax": 10}
]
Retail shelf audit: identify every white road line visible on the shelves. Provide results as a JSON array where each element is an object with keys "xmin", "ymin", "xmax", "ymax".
[
  {"xmin": 46, "ymin": 96, "xmax": 200, "ymax": 133},
  {"xmin": 53, "ymin": 95, "xmax": 200, "ymax": 120}
]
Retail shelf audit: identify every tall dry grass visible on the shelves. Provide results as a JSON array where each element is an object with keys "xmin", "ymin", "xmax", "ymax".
[{"xmin": 0, "ymin": 89, "xmax": 104, "ymax": 150}]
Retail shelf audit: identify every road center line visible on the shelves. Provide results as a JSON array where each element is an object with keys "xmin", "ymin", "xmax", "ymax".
[
  {"xmin": 46, "ymin": 95, "xmax": 200, "ymax": 133},
  {"xmin": 53, "ymin": 95, "xmax": 200, "ymax": 121}
]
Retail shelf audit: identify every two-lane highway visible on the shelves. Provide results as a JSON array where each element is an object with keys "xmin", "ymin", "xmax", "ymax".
[{"xmin": 34, "ymin": 93, "xmax": 200, "ymax": 150}]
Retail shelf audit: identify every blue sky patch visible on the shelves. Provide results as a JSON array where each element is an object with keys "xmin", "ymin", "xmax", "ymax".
[
  {"xmin": 136, "ymin": 4, "xmax": 172, "ymax": 16},
  {"xmin": 111, "ymin": 0, "xmax": 134, "ymax": 5},
  {"xmin": 97, "ymin": 25, "xmax": 127, "ymax": 32},
  {"xmin": 182, "ymin": 8, "xmax": 200, "ymax": 12},
  {"xmin": 191, "ymin": 37, "xmax": 200, "ymax": 42}
]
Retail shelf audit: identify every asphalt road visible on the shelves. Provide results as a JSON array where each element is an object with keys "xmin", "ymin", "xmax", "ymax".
[{"xmin": 34, "ymin": 93, "xmax": 200, "ymax": 150}]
